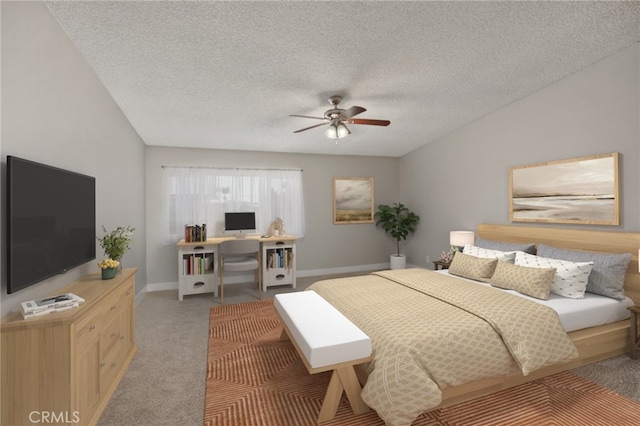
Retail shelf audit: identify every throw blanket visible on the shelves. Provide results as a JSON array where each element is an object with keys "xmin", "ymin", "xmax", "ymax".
[{"xmin": 307, "ymin": 269, "xmax": 578, "ymax": 426}]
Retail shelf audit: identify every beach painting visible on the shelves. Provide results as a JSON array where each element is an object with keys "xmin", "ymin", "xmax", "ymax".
[
  {"xmin": 333, "ymin": 177, "xmax": 374, "ymax": 224},
  {"xmin": 510, "ymin": 153, "xmax": 619, "ymax": 225}
]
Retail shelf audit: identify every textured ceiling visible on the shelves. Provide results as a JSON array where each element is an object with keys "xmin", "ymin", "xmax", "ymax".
[{"xmin": 45, "ymin": 1, "xmax": 639, "ymax": 157}]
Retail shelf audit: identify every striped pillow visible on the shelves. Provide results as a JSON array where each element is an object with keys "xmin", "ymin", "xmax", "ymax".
[{"xmin": 475, "ymin": 237, "xmax": 536, "ymax": 255}]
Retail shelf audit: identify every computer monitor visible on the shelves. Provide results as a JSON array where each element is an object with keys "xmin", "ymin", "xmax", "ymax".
[{"xmin": 224, "ymin": 212, "xmax": 256, "ymax": 238}]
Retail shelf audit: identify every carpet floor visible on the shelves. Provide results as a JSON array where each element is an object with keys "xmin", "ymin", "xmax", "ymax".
[{"xmin": 205, "ymin": 299, "xmax": 640, "ymax": 426}]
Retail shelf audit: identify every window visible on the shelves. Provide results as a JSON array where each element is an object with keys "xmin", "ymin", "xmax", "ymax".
[{"xmin": 162, "ymin": 167, "xmax": 304, "ymax": 244}]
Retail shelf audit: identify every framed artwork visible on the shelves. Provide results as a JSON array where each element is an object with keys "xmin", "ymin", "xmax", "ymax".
[
  {"xmin": 509, "ymin": 152, "xmax": 619, "ymax": 225},
  {"xmin": 333, "ymin": 177, "xmax": 374, "ymax": 224}
]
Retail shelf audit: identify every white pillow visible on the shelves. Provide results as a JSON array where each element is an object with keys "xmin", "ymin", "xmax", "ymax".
[
  {"xmin": 514, "ymin": 251, "xmax": 594, "ymax": 299},
  {"xmin": 463, "ymin": 244, "xmax": 516, "ymax": 263}
]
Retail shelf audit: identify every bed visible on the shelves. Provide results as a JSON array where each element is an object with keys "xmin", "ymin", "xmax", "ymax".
[{"xmin": 307, "ymin": 224, "xmax": 640, "ymax": 426}]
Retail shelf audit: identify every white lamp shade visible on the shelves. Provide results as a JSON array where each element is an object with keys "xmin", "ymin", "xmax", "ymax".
[{"xmin": 450, "ymin": 231, "xmax": 475, "ymax": 247}]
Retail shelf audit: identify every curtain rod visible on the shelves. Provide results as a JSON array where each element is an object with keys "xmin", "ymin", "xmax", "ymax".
[{"xmin": 162, "ymin": 165, "xmax": 303, "ymax": 172}]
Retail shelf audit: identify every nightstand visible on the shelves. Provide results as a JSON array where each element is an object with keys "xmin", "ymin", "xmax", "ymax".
[
  {"xmin": 433, "ymin": 260, "xmax": 451, "ymax": 270},
  {"xmin": 629, "ymin": 306, "xmax": 639, "ymax": 359}
]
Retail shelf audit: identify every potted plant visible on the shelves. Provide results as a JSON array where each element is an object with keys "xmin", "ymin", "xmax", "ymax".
[
  {"xmin": 97, "ymin": 225, "xmax": 135, "ymax": 270},
  {"xmin": 374, "ymin": 203, "xmax": 420, "ymax": 269},
  {"xmin": 98, "ymin": 258, "xmax": 120, "ymax": 280}
]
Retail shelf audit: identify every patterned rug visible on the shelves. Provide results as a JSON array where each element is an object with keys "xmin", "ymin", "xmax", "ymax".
[{"xmin": 204, "ymin": 299, "xmax": 640, "ymax": 426}]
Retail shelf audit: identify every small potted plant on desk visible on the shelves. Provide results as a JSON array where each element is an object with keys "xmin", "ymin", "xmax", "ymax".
[
  {"xmin": 374, "ymin": 203, "xmax": 420, "ymax": 269},
  {"xmin": 97, "ymin": 225, "xmax": 135, "ymax": 274}
]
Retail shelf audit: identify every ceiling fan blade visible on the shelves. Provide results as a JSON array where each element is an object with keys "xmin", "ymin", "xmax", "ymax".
[
  {"xmin": 343, "ymin": 106, "xmax": 366, "ymax": 118},
  {"xmin": 293, "ymin": 122, "xmax": 329, "ymax": 133},
  {"xmin": 289, "ymin": 114, "xmax": 326, "ymax": 120},
  {"xmin": 347, "ymin": 118, "xmax": 390, "ymax": 126}
]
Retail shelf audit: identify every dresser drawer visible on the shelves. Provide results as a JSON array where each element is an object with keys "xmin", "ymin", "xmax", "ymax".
[
  {"xmin": 99, "ymin": 342, "xmax": 122, "ymax": 395},
  {"xmin": 101, "ymin": 311, "xmax": 124, "ymax": 360},
  {"xmin": 75, "ymin": 309, "xmax": 102, "ymax": 348},
  {"xmin": 102, "ymin": 285, "xmax": 130, "ymax": 318}
]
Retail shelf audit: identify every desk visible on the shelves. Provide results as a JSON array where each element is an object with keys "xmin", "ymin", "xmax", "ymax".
[{"xmin": 176, "ymin": 235, "xmax": 297, "ymax": 301}]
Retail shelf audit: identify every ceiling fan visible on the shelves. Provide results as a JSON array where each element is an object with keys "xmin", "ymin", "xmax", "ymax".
[{"xmin": 290, "ymin": 95, "xmax": 390, "ymax": 139}]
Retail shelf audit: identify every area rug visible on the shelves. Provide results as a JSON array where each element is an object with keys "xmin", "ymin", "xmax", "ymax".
[{"xmin": 204, "ymin": 299, "xmax": 640, "ymax": 426}]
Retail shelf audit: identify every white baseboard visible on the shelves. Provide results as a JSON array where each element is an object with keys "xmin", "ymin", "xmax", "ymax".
[
  {"xmin": 145, "ymin": 281, "xmax": 179, "ymax": 292},
  {"xmin": 143, "ymin": 263, "xmax": 391, "ymax": 294}
]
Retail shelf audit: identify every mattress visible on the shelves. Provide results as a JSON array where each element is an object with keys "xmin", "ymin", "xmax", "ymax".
[{"xmin": 436, "ymin": 269, "xmax": 633, "ymax": 332}]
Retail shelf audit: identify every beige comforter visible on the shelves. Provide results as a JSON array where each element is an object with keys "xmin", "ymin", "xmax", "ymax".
[{"xmin": 307, "ymin": 268, "xmax": 578, "ymax": 426}]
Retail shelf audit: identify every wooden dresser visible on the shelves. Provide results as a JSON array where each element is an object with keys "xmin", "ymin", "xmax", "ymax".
[{"xmin": 1, "ymin": 268, "xmax": 138, "ymax": 426}]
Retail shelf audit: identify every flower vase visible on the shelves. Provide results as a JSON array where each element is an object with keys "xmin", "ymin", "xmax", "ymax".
[{"xmin": 102, "ymin": 267, "xmax": 117, "ymax": 280}]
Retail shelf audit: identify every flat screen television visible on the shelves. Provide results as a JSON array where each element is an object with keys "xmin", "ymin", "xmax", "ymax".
[
  {"xmin": 224, "ymin": 212, "xmax": 256, "ymax": 237},
  {"xmin": 7, "ymin": 156, "xmax": 96, "ymax": 294}
]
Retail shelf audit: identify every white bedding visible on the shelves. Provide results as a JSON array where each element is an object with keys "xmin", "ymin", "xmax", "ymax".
[{"xmin": 436, "ymin": 269, "xmax": 633, "ymax": 332}]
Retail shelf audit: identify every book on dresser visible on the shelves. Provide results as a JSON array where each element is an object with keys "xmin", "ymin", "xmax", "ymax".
[{"xmin": 21, "ymin": 293, "xmax": 85, "ymax": 318}]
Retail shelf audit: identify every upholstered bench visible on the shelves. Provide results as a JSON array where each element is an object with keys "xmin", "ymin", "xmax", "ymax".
[{"xmin": 274, "ymin": 290, "xmax": 373, "ymax": 422}]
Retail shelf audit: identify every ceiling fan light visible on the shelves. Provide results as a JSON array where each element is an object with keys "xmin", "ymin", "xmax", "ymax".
[
  {"xmin": 325, "ymin": 124, "xmax": 338, "ymax": 139},
  {"xmin": 337, "ymin": 123, "xmax": 349, "ymax": 138},
  {"xmin": 326, "ymin": 120, "xmax": 349, "ymax": 140}
]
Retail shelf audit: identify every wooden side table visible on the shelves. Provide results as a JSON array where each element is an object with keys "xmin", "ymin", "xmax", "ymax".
[
  {"xmin": 629, "ymin": 306, "xmax": 640, "ymax": 359},
  {"xmin": 433, "ymin": 260, "xmax": 451, "ymax": 270}
]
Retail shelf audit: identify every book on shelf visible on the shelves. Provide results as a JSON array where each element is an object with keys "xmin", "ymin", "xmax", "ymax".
[
  {"xmin": 184, "ymin": 223, "xmax": 207, "ymax": 242},
  {"xmin": 21, "ymin": 293, "xmax": 85, "ymax": 315},
  {"xmin": 266, "ymin": 248, "xmax": 292, "ymax": 269},
  {"xmin": 182, "ymin": 252, "xmax": 214, "ymax": 275}
]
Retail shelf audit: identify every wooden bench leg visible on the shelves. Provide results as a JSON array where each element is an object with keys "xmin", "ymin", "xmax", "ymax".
[
  {"xmin": 338, "ymin": 366, "xmax": 370, "ymax": 415},
  {"xmin": 318, "ymin": 366, "xmax": 370, "ymax": 423}
]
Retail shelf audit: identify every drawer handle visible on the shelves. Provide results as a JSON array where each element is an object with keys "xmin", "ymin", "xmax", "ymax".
[
  {"xmin": 111, "ymin": 332, "xmax": 117, "ymax": 338},
  {"xmin": 120, "ymin": 336, "xmax": 125, "ymax": 340},
  {"xmin": 193, "ymin": 246, "xmax": 205, "ymax": 250},
  {"xmin": 111, "ymin": 362, "xmax": 117, "ymax": 368},
  {"xmin": 111, "ymin": 305, "xmax": 117, "ymax": 311},
  {"xmin": 276, "ymin": 274, "xmax": 285, "ymax": 280},
  {"xmin": 89, "ymin": 325, "xmax": 96, "ymax": 331},
  {"xmin": 275, "ymin": 241, "xmax": 285, "ymax": 245},
  {"xmin": 100, "ymin": 362, "xmax": 106, "ymax": 368},
  {"xmin": 194, "ymin": 281, "xmax": 205, "ymax": 287}
]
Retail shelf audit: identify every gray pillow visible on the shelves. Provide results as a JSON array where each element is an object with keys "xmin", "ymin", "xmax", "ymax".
[
  {"xmin": 475, "ymin": 237, "xmax": 536, "ymax": 255},
  {"xmin": 536, "ymin": 244, "xmax": 631, "ymax": 300}
]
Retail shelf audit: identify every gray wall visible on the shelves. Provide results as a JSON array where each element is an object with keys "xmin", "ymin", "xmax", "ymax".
[
  {"xmin": 400, "ymin": 43, "xmax": 640, "ymax": 268},
  {"xmin": 3, "ymin": 2, "xmax": 637, "ymax": 313},
  {"xmin": 145, "ymin": 147, "xmax": 399, "ymax": 287},
  {"xmin": 1, "ymin": 2, "xmax": 147, "ymax": 314}
]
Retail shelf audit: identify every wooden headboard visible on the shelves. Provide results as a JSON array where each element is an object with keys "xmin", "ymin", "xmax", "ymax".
[{"xmin": 477, "ymin": 224, "xmax": 640, "ymax": 305}]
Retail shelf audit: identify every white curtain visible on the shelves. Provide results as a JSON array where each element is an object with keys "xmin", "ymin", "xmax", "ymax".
[{"xmin": 162, "ymin": 167, "xmax": 305, "ymax": 244}]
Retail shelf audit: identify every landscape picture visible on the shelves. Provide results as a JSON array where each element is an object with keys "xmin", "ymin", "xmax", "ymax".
[
  {"xmin": 510, "ymin": 153, "xmax": 619, "ymax": 225},
  {"xmin": 333, "ymin": 177, "xmax": 374, "ymax": 224}
]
